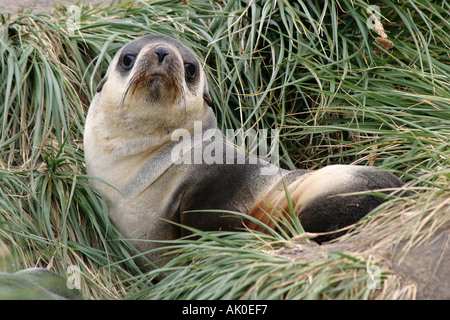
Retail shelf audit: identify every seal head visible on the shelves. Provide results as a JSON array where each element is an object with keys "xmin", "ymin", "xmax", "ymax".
[{"xmin": 94, "ymin": 35, "xmax": 211, "ymax": 139}]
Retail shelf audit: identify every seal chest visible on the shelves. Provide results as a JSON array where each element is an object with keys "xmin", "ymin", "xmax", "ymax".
[{"xmin": 84, "ymin": 34, "xmax": 406, "ymax": 267}]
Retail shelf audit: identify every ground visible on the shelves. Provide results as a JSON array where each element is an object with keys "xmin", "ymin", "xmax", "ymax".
[{"xmin": 0, "ymin": 0, "xmax": 105, "ymax": 16}]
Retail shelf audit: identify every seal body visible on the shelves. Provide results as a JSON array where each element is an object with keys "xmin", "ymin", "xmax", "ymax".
[{"xmin": 84, "ymin": 35, "xmax": 405, "ymax": 267}]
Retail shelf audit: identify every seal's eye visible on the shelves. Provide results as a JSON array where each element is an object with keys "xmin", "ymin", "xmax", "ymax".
[
  {"xmin": 184, "ymin": 63, "xmax": 196, "ymax": 83},
  {"xmin": 122, "ymin": 54, "xmax": 137, "ymax": 69}
]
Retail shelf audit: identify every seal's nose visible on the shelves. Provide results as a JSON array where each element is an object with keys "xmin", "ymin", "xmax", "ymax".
[{"xmin": 154, "ymin": 46, "xmax": 170, "ymax": 63}]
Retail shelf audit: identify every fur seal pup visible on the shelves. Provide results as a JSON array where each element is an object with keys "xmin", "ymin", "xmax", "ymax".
[{"xmin": 84, "ymin": 34, "xmax": 405, "ymax": 267}]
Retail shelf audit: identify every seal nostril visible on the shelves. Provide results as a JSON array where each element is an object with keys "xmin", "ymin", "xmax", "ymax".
[{"xmin": 153, "ymin": 46, "xmax": 170, "ymax": 63}]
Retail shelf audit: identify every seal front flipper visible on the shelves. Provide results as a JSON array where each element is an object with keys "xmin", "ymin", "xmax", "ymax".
[{"xmin": 178, "ymin": 159, "xmax": 277, "ymax": 235}]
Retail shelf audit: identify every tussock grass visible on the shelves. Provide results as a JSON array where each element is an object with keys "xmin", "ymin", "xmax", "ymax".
[{"xmin": 0, "ymin": 0, "xmax": 448, "ymax": 299}]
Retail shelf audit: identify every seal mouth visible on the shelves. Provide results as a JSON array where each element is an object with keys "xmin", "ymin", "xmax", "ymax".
[
  {"xmin": 145, "ymin": 73, "xmax": 167, "ymax": 84},
  {"xmin": 122, "ymin": 70, "xmax": 181, "ymax": 106}
]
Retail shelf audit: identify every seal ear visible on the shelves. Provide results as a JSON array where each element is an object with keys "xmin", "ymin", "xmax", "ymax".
[
  {"xmin": 203, "ymin": 77, "xmax": 212, "ymax": 107},
  {"xmin": 96, "ymin": 75, "xmax": 108, "ymax": 93},
  {"xmin": 203, "ymin": 91, "xmax": 212, "ymax": 107}
]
